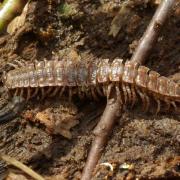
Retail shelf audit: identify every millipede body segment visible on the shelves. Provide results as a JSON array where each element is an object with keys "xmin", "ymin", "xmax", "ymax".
[{"xmin": 3, "ymin": 59, "xmax": 180, "ymax": 113}]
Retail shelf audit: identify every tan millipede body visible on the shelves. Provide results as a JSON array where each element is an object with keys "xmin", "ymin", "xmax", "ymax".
[{"xmin": 3, "ymin": 59, "xmax": 180, "ymax": 113}]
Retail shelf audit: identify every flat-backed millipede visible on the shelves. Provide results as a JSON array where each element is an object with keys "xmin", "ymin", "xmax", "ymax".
[{"xmin": 2, "ymin": 59, "xmax": 180, "ymax": 113}]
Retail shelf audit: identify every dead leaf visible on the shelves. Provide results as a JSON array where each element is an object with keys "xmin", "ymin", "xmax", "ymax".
[
  {"xmin": 109, "ymin": 1, "xmax": 133, "ymax": 37},
  {"xmin": 35, "ymin": 109, "xmax": 79, "ymax": 139}
]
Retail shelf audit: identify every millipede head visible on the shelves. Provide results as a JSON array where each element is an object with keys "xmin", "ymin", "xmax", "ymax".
[
  {"xmin": 109, "ymin": 58, "xmax": 124, "ymax": 82},
  {"xmin": 122, "ymin": 61, "xmax": 139, "ymax": 84},
  {"xmin": 97, "ymin": 59, "xmax": 110, "ymax": 83}
]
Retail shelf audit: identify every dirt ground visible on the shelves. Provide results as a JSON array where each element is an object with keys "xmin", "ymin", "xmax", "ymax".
[{"xmin": 0, "ymin": 0, "xmax": 179, "ymax": 179}]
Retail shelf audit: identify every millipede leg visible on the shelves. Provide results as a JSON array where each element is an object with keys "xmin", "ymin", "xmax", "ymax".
[
  {"xmin": 131, "ymin": 85, "xmax": 137, "ymax": 108},
  {"xmin": 144, "ymin": 92, "xmax": 150, "ymax": 112},
  {"xmin": 69, "ymin": 88, "xmax": 73, "ymax": 101},
  {"xmin": 122, "ymin": 83, "xmax": 128, "ymax": 104},
  {"xmin": 91, "ymin": 87, "xmax": 99, "ymax": 101},
  {"xmin": 31, "ymin": 88, "xmax": 39, "ymax": 98},
  {"xmin": 20, "ymin": 88, "xmax": 24, "ymax": 97},
  {"xmin": 155, "ymin": 99, "xmax": 161, "ymax": 114},
  {"xmin": 125, "ymin": 84, "xmax": 132, "ymax": 105},
  {"xmin": 46, "ymin": 87, "xmax": 53, "ymax": 96},
  {"xmin": 115, "ymin": 83, "xmax": 122, "ymax": 105},
  {"xmin": 7, "ymin": 90, "xmax": 13, "ymax": 99},
  {"xmin": 40, "ymin": 88, "xmax": 45, "ymax": 100},
  {"xmin": 164, "ymin": 99, "xmax": 170, "ymax": 111},
  {"xmin": 102, "ymin": 85, "xmax": 108, "ymax": 97},
  {"xmin": 59, "ymin": 87, "xmax": 65, "ymax": 97},
  {"xmin": 78, "ymin": 87, "xmax": 84, "ymax": 100},
  {"xmin": 84, "ymin": 87, "xmax": 91, "ymax": 99},
  {"xmin": 26, "ymin": 88, "xmax": 31, "ymax": 101},
  {"xmin": 107, "ymin": 84, "xmax": 113, "ymax": 99},
  {"xmin": 14, "ymin": 88, "xmax": 19, "ymax": 96},
  {"xmin": 50, "ymin": 87, "xmax": 60, "ymax": 97},
  {"xmin": 96, "ymin": 86, "xmax": 104, "ymax": 97},
  {"xmin": 136, "ymin": 87, "xmax": 146, "ymax": 111},
  {"xmin": 171, "ymin": 101, "xmax": 177, "ymax": 112},
  {"xmin": 82, "ymin": 86, "xmax": 86, "ymax": 99}
]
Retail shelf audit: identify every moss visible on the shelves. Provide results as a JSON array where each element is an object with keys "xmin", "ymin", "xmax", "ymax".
[{"xmin": 58, "ymin": 2, "xmax": 77, "ymax": 18}]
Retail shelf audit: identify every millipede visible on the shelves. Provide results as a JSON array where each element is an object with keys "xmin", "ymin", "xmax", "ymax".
[{"xmin": 1, "ymin": 58, "xmax": 180, "ymax": 116}]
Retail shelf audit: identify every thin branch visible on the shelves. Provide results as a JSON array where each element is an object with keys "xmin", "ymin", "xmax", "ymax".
[
  {"xmin": 131, "ymin": 0, "xmax": 176, "ymax": 65},
  {"xmin": 81, "ymin": 95, "xmax": 121, "ymax": 180},
  {"xmin": 81, "ymin": 0, "xmax": 175, "ymax": 179}
]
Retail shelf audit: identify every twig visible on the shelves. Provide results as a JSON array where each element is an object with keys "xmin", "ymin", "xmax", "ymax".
[
  {"xmin": 81, "ymin": 94, "xmax": 121, "ymax": 180},
  {"xmin": 81, "ymin": 0, "xmax": 175, "ymax": 179},
  {"xmin": 131, "ymin": 0, "xmax": 176, "ymax": 64},
  {"xmin": 0, "ymin": 154, "xmax": 45, "ymax": 180}
]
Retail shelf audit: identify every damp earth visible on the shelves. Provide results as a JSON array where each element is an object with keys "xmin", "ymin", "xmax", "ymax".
[{"xmin": 0, "ymin": 0, "xmax": 179, "ymax": 179}]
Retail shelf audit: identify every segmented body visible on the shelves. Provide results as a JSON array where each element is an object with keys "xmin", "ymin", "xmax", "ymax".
[{"xmin": 3, "ymin": 59, "xmax": 180, "ymax": 113}]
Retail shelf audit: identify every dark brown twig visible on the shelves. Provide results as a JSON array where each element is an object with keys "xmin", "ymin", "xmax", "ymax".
[
  {"xmin": 81, "ymin": 0, "xmax": 175, "ymax": 179},
  {"xmin": 131, "ymin": 0, "xmax": 176, "ymax": 64}
]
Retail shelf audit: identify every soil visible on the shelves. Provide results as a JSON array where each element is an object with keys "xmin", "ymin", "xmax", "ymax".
[{"xmin": 0, "ymin": 0, "xmax": 179, "ymax": 179}]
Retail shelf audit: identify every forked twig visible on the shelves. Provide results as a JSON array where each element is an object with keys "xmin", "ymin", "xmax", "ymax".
[{"xmin": 81, "ymin": 0, "xmax": 175, "ymax": 179}]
